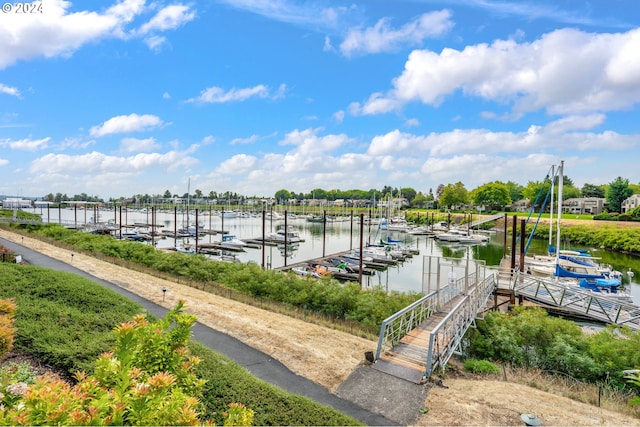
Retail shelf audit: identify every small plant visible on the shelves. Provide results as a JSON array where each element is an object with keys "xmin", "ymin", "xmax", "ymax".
[
  {"xmin": 625, "ymin": 371, "xmax": 640, "ymax": 407},
  {"xmin": 223, "ymin": 402, "xmax": 255, "ymax": 426},
  {"xmin": 0, "ymin": 361, "xmax": 37, "ymax": 408},
  {"xmin": 0, "ymin": 362, "xmax": 38, "ymax": 385},
  {"xmin": 0, "ymin": 299, "xmax": 16, "ymax": 358},
  {"xmin": 463, "ymin": 359, "xmax": 501, "ymax": 374}
]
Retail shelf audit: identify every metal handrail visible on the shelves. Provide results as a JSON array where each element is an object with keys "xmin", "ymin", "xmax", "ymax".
[
  {"xmin": 425, "ymin": 273, "xmax": 496, "ymax": 377},
  {"xmin": 375, "ymin": 291, "xmax": 437, "ymax": 360},
  {"xmin": 512, "ymin": 274, "xmax": 640, "ymax": 330}
]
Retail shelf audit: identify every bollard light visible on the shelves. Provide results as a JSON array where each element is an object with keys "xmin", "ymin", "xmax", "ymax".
[{"xmin": 162, "ymin": 287, "xmax": 167, "ymax": 301}]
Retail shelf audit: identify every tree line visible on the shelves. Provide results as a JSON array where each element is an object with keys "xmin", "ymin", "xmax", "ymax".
[{"xmin": 41, "ymin": 176, "xmax": 639, "ymax": 214}]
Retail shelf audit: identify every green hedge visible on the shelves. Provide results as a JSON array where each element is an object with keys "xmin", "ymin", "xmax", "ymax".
[
  {"xmin": 20, "ymin": 224, "xmax": 420, "ymax": 333},
  {"xmin": 527, "ymin": 224, "xmax": 640, "ymax": 254}
]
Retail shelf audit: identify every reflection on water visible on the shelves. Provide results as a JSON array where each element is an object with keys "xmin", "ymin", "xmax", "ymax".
[{"xmin": 30, "ymin": 208, "xmax": 640, "ymax": 299}]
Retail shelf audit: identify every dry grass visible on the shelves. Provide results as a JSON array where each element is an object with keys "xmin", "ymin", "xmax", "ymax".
[{"xmin": 417, "ymin": 361, "xmax": 640, "ymax": 426}]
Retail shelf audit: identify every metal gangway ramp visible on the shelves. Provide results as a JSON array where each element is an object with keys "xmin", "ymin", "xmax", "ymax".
[
  {"xmin": 373, "ymin": 256, "xmax": 496, "ymax": 383},
  {"xmin": 506, "ymin": 272, "xmax": 640, "ymax": 331},
  {"xmin": 468, "ymin": 212, "xmax": 504, "ymax": 228}
]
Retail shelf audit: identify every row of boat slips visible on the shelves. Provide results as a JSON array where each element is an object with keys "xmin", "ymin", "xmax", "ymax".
[{"xmin": 284, "ymin": 242, "xmax": 421, "ymax": 282}]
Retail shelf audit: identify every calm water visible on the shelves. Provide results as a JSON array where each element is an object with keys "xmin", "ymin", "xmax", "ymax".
[{"xmin": 33, "ymin": 207, "xmax": 640, "ymax": 301}]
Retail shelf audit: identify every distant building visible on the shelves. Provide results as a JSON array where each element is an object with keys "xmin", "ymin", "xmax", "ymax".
[
  {"xmin": 508, "ymin": 199, "xmax": 531, "ymax": 212},
  {"xmin": 1, "ymin": 198, "xmax": 32, "ymax": 209},
  {"xmin": 377, "ymin": 198, "xmax": 409, "ymax": 209},
  {"xmin": 562, "ymin": 197, "xmax": 606, "ymax": 215},
  {"xmin": 622, "ymin": 194, "xmax": 640, "ymax": 213}
]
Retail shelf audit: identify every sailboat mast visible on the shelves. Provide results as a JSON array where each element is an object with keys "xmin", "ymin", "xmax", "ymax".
[{"xmin": 555, "ymin": 161, "xmax": 564, "ymax": 271}]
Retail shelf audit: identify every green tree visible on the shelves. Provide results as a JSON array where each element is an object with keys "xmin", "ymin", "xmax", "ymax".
[
  {"xmin": 522, "ymin": 180, "xmax": 551, "ymax": 210},
  {"xmin": 307, "ymin": 188, "xmax": 327, "ymax": 200},
  {"xmin": 472, "ymin": 182, "xmax": 512, "ymax": 209},
  {"xmin": 400, "ymin": 187, "xmax": 417, "ymax": 204},
  {"xmin": 411, "ymin": 192, "xmax": 428, "ymax": 208},
  {"xmin": 274, "ymin": 189, "xmax": 292, "ymax": 204},
  {"xmin": 606, "ymin": 177, "xmax": 634, "ymax": 213},
  {"xmin": 504, "ymin": 181, "xmax": 524, "ymax": 202},
  {"xmin": 562, "ymin": 185, "xmax": 582, "ymax": 200},
  {"xmin": 439, "ymin": 182, "xmax": 469, "ymax": 209},
  {"xmin": 581, "ymin": 183, "xmax": 606, "ymax": 198}
]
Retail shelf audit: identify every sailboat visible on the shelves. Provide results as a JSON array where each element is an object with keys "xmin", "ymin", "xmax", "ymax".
[{"xmin": 523, "ymin": 161, "xmax": 631, "ymax": 301}]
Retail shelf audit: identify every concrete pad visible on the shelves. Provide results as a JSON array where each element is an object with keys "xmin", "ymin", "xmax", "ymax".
[{"xmin": 336, "ymin": 364, "xmax": 427, "ymax": 426}]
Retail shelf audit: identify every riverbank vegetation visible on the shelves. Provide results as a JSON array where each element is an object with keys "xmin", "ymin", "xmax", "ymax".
[
  {"xmin": 526, "ymin": 223, "xmax": 640, "ymax": 254},
  {"xmin": 465, "ymin": 306, "xmax": 640, "ymax": 417},
  {"xmin": 3, "ymin": 223, "xmax": 420, "ymax": 336},
  {"xmin": 0, "ymin": 261, "xmax": 361, "ymax": 426}
]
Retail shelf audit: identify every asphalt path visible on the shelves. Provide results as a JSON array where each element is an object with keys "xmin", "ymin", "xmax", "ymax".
[{"xmin": 0, "ymin": 237, "xmax": 396, "ymax": 426}]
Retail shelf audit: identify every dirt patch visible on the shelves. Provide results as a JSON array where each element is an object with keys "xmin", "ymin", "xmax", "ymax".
[{"xmin": 2, "ymin": 229, "xmax": 639, "ymax": 426}]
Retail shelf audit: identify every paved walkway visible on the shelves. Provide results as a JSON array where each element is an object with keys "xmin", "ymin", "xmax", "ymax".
[{"xmin": 0, "ymin": 237, "xmax": 423, "ymax": 426}]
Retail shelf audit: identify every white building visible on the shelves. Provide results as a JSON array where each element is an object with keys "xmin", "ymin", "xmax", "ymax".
[
  {"xmin": 622, "ymin": 194, "xmax": 640, "ymax": 213},
  {"xmin": 2, "ymin": 198, "xmax": 32, "ymax": 209}
]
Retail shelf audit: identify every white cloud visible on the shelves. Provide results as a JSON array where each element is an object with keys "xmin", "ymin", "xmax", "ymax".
[
  {"xmin": 90, "ymin": 114, "xmax": 164, "ymax": 137},
  {"xmin": 216, "ymin": 154, "xmax": 258, "ymax": 174},
  {"xmin": 187, "ymin": 84, "xmax": 286, "ymax": 104},
  {"xmin": 138, "ymin": 4, "xmax": 196, "ymax": 34},
  {"xmin": 230, "ymin": 135, "xmax": 259, "ymax": 145},
  {"xmin": 0, "ymin": 158, "xmax": 8, "ymax": 166},
  {"xmin": 0, "ymin": 0, "xmax": 195, "ymax": 69},
  {"xmin": 30, "ymin": 149, "xmax": 198, "ymax": 175},
  {"xmin": 0, "ymin": 83, "xmax": 20, "ymax": 97},
  {"xmin": 1, "ymin": 137, "xmax": 50, "ymax": 151},
  {"xmin": 340, "ymin": 10, "xmax": 454, "ymax": 56},
  {"xmin": 120, "ymin": 137, "xmax": 160, "ymax": 153},
  {"xmin": 366, "ymin": 116, "xmax": 637, "ymax": 160},
  {"xmin": 358, "ymin": 27, "xmax": 640, "ymax": 116},
  {"xmin": 215, "ymin": 0, "xmax": 343, "ymax": 28}
]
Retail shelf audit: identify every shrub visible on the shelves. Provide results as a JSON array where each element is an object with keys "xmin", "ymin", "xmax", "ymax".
[
  {"xmin": 0, "ymin": 301, "xmax": 254, "ymax": 426},
  {"xmin": 0, "ymin": 299, "xmax": 16, "ymax": 358},
  {"xmin": 463, "ymin": 359, "xmax": 501, "ymax": 374}
]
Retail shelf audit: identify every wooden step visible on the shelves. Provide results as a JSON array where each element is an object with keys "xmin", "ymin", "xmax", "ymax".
[{"xmin": 382, "ymin": 349, "xmax": 427, "ymax": 369}]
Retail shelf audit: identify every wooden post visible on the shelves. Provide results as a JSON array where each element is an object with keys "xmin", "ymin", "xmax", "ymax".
[
  {"xmin": 151, "ymin": 206, "xmax": 155, "ymax": 247},
  {"xmin": 261, "ymin": 207, "xmax": 265, "ymax": 269},
  {"xmin": 350, "ymin": 209, "xmax": 354, "ymax": 250},
  {"xmin": 359, "ymin": 213, "xmax": 364, "ymax": 287},
  {"xmin": 322, "ymin": 209, "xmax": 327, "ymax": 258},
  {"xmin": 195, "ymin": 208, "xmax": 199, "ymax": 254},
  {"xmin": 284, "ymin": 210, "xmax": 288, "ymax": 266},
  {"xmin": 174, "ymin": 206, "xmax": 177, "ymax": 247},
  {"xmin": 510, "ymin": 215, "xmax": 517, "ymax": 270},
  {"xmin": 503, "ymin": 213, "xmax": 508, "ymax": 257},
  {"xmin": 519, "ymin": 219, "xmax": 526, "ymax": 272}
]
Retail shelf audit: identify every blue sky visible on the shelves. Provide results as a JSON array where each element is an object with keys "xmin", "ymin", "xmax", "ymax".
[{"xmin": 1, "ymin": 0, "xmax": 639, "ymax": 200}]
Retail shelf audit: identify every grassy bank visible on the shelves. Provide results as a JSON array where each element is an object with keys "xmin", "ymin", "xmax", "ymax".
[
  {"xmin": 3, "ymin": 222, "xmax": 420, "ymax": 338},
  {"xmin": 0, "ymin": 262, "xmax": 361, "ymax": 426}
]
